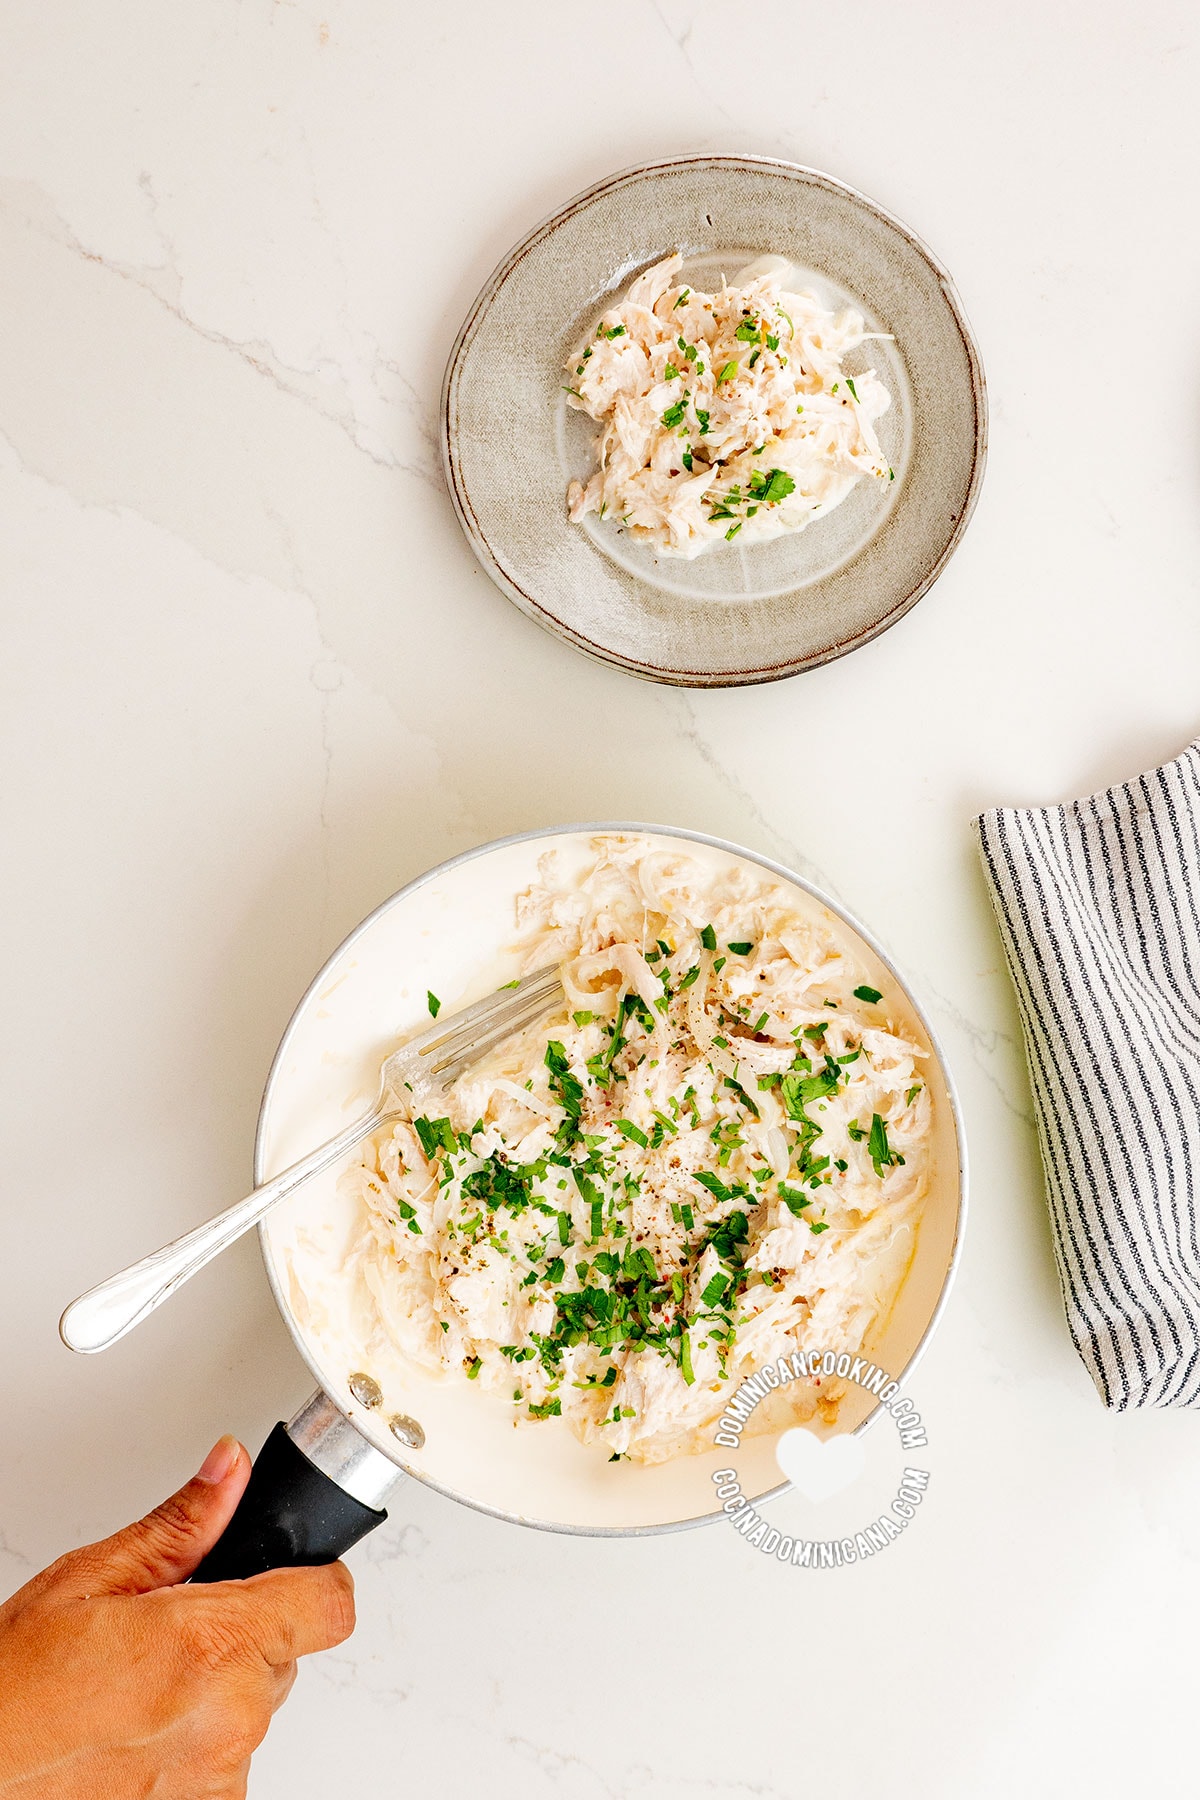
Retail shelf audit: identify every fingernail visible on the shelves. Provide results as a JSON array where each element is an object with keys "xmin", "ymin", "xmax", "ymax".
[{"xmin": 196, "ymin": 1435, "xmax": 241, "ymax": 1485}]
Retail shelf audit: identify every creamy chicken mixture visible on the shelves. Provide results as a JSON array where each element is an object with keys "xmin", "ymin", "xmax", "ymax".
[
  {"xmin": 342, "ymin": 837, "xmax": 931, "ymax": 1464},
  {"xmin": 564, "ymin": 254, "xmax": 893, "ymax": 560}
]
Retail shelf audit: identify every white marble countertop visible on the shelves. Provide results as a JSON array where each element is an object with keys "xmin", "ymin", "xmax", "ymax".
[{"xmin": 5, "ymin": 3, "xmax": 1200, "ymax": 1795}]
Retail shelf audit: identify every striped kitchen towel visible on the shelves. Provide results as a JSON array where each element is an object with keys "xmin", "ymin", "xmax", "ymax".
[{"xmin": 976, "ymin": 739, "xmax": 1200, "ymax": 1409}]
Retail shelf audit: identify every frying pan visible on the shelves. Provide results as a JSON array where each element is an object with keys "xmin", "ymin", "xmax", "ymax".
[{"xmin": 194, "ymin": 824, "xmax": 966, "ymax": 1581}]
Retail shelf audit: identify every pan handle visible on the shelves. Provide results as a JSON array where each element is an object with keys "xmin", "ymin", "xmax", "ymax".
[{"xmin": 192, "ymin": 1392, "xmax": 403, "ymax": 1582}]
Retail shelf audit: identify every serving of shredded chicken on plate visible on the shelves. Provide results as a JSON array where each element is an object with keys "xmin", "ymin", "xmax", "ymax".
[
  {"xmin": 339, "ymin": 838, "xmax": 932, "ymax": 1465},
  {"xmin": 564, "ymin": 253, "xmax": 893, "ymax": 561}
]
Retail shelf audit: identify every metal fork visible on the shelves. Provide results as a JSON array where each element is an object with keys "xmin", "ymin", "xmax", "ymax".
[{"xmin": 60, "ymin": 965, "xmax": 564, "ymax": 1355}]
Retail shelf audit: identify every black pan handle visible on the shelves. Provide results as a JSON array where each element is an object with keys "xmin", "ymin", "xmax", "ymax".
[
  {"xmin": 191, "ymin": 1423, "xmax": 384, "ymax": 1581},
  {"xmin": 191, "ymin": 1395, "xmax": 401, "ymax": 1582}
]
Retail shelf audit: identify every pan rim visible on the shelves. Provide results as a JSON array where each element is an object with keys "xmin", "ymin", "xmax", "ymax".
[{"xmin": 255, "ymin": 822, "xmax": 968, "ymax": 1537}]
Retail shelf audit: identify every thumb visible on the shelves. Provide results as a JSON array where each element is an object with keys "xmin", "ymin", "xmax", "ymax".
[{"xmin": 53, "ymin": 1436, "xmax": 251, "ymax": 1598}]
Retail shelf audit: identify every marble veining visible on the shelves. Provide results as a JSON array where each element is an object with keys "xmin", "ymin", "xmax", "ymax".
[{"xmin": 5, "ymin": 3, "xmax": 1200, "ymax": 1796}]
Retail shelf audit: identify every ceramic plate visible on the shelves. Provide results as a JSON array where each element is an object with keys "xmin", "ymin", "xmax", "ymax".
[
  {"xmin": 257, "ymin": 824, "xmax": 966, "ymax": 1533},
  {"xmin": 442, "ymin": 155, "xmax": 986, "ymax": 688}
]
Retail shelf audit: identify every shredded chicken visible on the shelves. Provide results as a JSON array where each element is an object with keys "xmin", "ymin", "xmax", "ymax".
[
  {"xmin": 341, "ymin": 836, "xmax": 932, "ymax": 1464},
  {"xmin": 564, "ymin": 253, "xmax": 892, "ymax": 559}
]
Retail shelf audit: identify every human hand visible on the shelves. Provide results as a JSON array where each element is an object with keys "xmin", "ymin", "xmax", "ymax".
[{"xmin": 0, "ymin": 1436, "xmax": 355, "ymax": 1798}]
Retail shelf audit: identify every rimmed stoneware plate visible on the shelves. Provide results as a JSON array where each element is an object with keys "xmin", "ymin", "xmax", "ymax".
[
  {"xmin": 442, "ymin": 155, "xmax": 987, "ymax": 689},
  {"xmin": 257, "ymin": 824, "xmax": 966, "ymax": 1534}
]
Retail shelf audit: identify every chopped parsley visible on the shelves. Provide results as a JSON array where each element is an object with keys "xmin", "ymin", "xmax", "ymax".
[{"xmin": 854, "ymin": 984, "xmax": 883, "ymax": 1004}]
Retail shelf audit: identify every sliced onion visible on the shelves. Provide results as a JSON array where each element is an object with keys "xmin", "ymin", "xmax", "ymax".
[
  {"xmin": 765, "ymin": 1127, "xmax": 790, "ymax": 1179},
  {"xmin": 727, "ymin": 1038, "xmax": 794, "ymax": 1075},
  {"xmin": 685, "ymin": 950, "xmax": 715, "ymax": 1053},
  {"xmin": 491, "ymin": 1078, "xmax": 560, "ymax": 1121},
  {"xmin": 571, "ymin": 943, "xmax": 661, "ymax": 1012}
]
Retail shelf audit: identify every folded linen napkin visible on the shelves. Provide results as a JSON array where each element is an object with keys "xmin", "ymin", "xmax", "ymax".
[{"xmin": 976, "ymin": 739, "xmax": 1200, "ymax": 1409}]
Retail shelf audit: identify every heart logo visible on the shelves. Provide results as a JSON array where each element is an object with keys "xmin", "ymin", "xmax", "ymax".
[{"xmin": 775, "ymin": 1427, "xmax": 866, "ymax": 1502}]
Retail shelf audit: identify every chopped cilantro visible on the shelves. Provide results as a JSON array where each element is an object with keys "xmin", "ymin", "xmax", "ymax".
[
  {"xmin": 868, "ymin": 1112, "xmax": 898, "ymax": 1178},
  {"xmin": 727, "ymin": 941, "xmax": 753, "ymax": 956},
  {"xmin": 700, "ymin": 1272, "xmax": 729, "ymax": 1308},
  {"xmin": 426, "ymin": 990, "xmax": 441, "ymax": 1018},
  {"xmin": 854, "ymin": 984, "xmax": 883, "ymax": 1004},
  {"xmin": 716, "ymin": 360, "xmax": 738, "ymax": 384},
  {"xmin": 781, "ymin": 1066, "xmax": 839, "ymax": 1118},
  {"xmin": 692, "ymin": 1170, "xmax": 731, "ymax": 1204},
  {"xmin": 759, "ymin": 468, "xmax": 795, "ymax": 506},
  {"xmin": 414, "ymin": 1116, "xmax": 456, "ymax": 1159}
]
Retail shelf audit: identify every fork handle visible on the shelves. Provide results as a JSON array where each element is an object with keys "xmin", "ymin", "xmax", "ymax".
[{"xmin": 59, "ymin": 1107, "xmax": 393, "ymax": 1355}]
